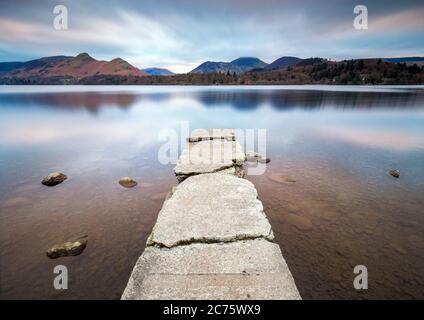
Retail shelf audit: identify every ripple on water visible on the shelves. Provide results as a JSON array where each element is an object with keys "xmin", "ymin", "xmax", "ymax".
[
  {"xmin": 150, "ymin": 191, "xmax": 169, "ymax": 201},
  {"xmin": 2, "ymin": 197, "xmax": 33, "ymax": 208}
]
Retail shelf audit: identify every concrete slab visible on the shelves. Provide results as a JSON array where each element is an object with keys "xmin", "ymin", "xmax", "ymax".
[
  {"xmin": 147, "ymin": 173, "xmax": 273, "ymax": 248},
  {"xmin": 121, "ymin": 129, "xmax": 302, "ymax": 300},
  {"xmin": 122, "ymin": 239, "xmax": 301, "ymax": 300},
  {"xmin": 174, "ymin": 140, "xmax": 245, "ymax": 182}
]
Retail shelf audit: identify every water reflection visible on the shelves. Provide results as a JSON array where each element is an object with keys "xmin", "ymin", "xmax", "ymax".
[
  {"xmin": 1, "ymin": 86, "xmax": 424, "ymax": 112},
  {"xmin": 0, "ymin": 86, "xmax": 424, "ymax": 300},
  {"xmin": 0, "ymin": 92, "xmax": 138, "ymax": 114},
  {"xmin": 193, "ymin": 89, "xmax": 424, "ymax": 110}
]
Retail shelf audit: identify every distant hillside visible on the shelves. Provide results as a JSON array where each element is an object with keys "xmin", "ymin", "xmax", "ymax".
[
  {"xmin": 265, "ymin": 56, "xmax": 302, "ymax": 70},
  {"xmin": 142, "ymin": 67, "xmax": 175, "ymax": 76},
  {"xmin": 0, "ymin": 56, "xmax": 70, "ymax": 73},
  {"xmin": 239, "ymin": 58, "xmax": 424, "ymax": 85},
  {"xmin": 0, "ymin": 53, "xmax": 145, "ymax": 83},
  {"xmin": 296, "ymin": 57, "xmax": 326, "ymax": 66},
  {"xmin": 230, "ymin": 57, "xmax": 267, "ymax": 71},
  {"xmin": 383, "ymin": 57, "xmax": 424, "ymax": 67},
  {"xmin": 190, "ymin": 61, "xmax": 228, "ymax": 74},
  {"xmin": 190, "ymin": 57, "xmax": 267, "ymax": 74}
]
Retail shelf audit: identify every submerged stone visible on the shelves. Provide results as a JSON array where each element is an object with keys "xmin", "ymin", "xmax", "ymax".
[
  {"xmin": 246, "ymin": 151, "xmax": 270, "ymax": 164},
  {"xmin": 389, "ymin": 169, "xmax": 400, "ymax": 178},
  {"xmin": 119, "ymin": 177, "xmax": 138, "ymax": 188},
  {"xmin": 41, "ymin": 172, "xmax": 67, "ymax": 186},
  {"xmin": 46, "ymin": 235, "xmax": 88, "ymax": 259},
  {"xmin": 258, "ymin": 158, "xmax": 271, "ymax": 164}
]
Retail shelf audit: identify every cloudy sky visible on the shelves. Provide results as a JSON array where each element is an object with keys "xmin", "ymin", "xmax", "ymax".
[{"xmin": 0, "ymin": 0, "xmax": 423, "ymax": 73}]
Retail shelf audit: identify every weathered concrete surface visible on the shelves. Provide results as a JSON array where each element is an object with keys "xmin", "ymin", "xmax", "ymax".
[
  {"xmin": 122, "ymin": 129, "xmax": 301, "ymax": 300},
  {"xmin": 122, "ymin": 239, "xmax": 300, "ymax": 300},
  {"xmin": 174, "ymin": 139, "xmax": 245, "ymax": 182},
  {"xmin": 147, "ymin": 173, "xmax": 274, "ymax": 248}
]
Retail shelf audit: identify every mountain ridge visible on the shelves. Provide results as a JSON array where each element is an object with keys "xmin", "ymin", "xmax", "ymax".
[
  {"xmin": 1, "ymin": 53, "xmax": 423, "ymax": 85},
  {"xmin": 190, "ymin": 57, "xmax": 267, "ymax": 74},
  {"xmin": 142, "ymin": 67, "xmax": 175, "ymax": 76},
  {"xmin": 0, "ymin": 53, "xmax": 146, "ymax": 80},
  {"xmin": 265, "ymin": 56, "xmax": 303, "ymax": 70}
]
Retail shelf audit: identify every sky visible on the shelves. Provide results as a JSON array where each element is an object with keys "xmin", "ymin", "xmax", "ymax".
[{"xmin": 0, "ymin": 0, "xmax": 423, "ymax": 73}]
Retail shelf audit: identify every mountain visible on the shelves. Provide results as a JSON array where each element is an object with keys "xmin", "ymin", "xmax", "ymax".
[
  {"xmin": 0, "ymin": 53, "xmax": 146, "ymax": 81},
  {"xmin": 190, "ymin": 61, "xmax": 231, "ymax": 74},
  {"xmin": 142, "ymin": 67, "xmax": 175, "ymax": 76},
  {"xmin": 0, "ymin": 61, "xmax": 27, "ymax": 73},
  {"xmin": 190, "ymin": 57, "xmax": 267, "ymax": 74},
  {"xmin": 229, "ymin": 57, "xmax": 267, "ymax": 71},
  {"xmin": 265, "ymin": 56, "xmax": 302, "ymax": 70},
  {"xmin": 0, "ymin": 56, "xmax": 70, "ymax": 74},
  {"xmin": 296, "ymin": 57, "xmax": 326, "ymax": 66}
]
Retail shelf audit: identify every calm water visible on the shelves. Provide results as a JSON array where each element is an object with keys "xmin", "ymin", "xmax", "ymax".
[{"xmin": 1, "ymin": 85, "xmax": 424, "ymax": 299}]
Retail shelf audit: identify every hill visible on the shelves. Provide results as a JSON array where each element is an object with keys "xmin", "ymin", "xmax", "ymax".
[
  {"xmin": 265, "ymin": 56, "xmax": 302, "ymax": 70},
  {"xmin": 0, "ymin": 53, "xmax": 145, "ymax": 83},
  {"xmin": 190, "ymin": 57, "xmax": 267, "ymax": 74},
  {"xmin": 142, "ymin": 68, "xmax": 175, "ymax": 76}
]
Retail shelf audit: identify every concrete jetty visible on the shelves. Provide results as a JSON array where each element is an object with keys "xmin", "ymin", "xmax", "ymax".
[{"xmin": 122, "ymin": 129, "xmax": 301, "ymax": 300}]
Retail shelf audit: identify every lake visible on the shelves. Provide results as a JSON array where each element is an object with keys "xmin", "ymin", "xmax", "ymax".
[{"xmin": 0, "ymin": 85, "xmax": 424, "ymax": 299}]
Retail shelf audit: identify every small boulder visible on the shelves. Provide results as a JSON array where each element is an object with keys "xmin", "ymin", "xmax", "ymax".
[
  {"xmin": 119, "ymin": 177, "xmax": 138, "ymax": 188},
  {"xmin": 46, "ymin": 235, "xmax": 88, "ymax": 259},
  {"xmin": 258, "ymin": 158, "xmax": 271, "ymax": 164},
  {"xmin": 389, "ymin": 169, "xmax": 400, "ymax": 178},
  {"xmin": 41, "ymin": 172, "xmax": 67, "ymax": 186},
  {"xmin": 246, "ymin": 151, "xmax": 270, "ymax": 164}
]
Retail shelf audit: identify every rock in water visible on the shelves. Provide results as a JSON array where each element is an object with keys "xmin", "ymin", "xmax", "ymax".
[
  {"xmin": 258, "ymin": 158, "xmax": 271, "ymax": 164},
  {"xmin": 46, "ymin": 236, "xmax": 88, "ymax": 259},
  {"xmin": 389, "ymin": 170, "xmax": 400, "ymax": 178},
  {"xmin": 246, "ymin": 151, "xmax": 270, "ymax": 164},
  {"xmin": 119, "ymin": 177, "xmax": 138, "ymax": 188},
  {"xmin": 41, "ymin": 172, "xmax": 67, "ymax": 186}
]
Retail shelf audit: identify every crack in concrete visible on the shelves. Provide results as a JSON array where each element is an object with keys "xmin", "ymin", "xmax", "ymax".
[
  {"xmin": 176, "ymin": 163, "xmax": 245, "ymax": 183},
  {"xmin": 148, "ymin": 233, "xmax": 274, "ymax": 249},
  {"xmin": 147, "ymin": 226, "xmax": 275, "ymax": 249}
]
